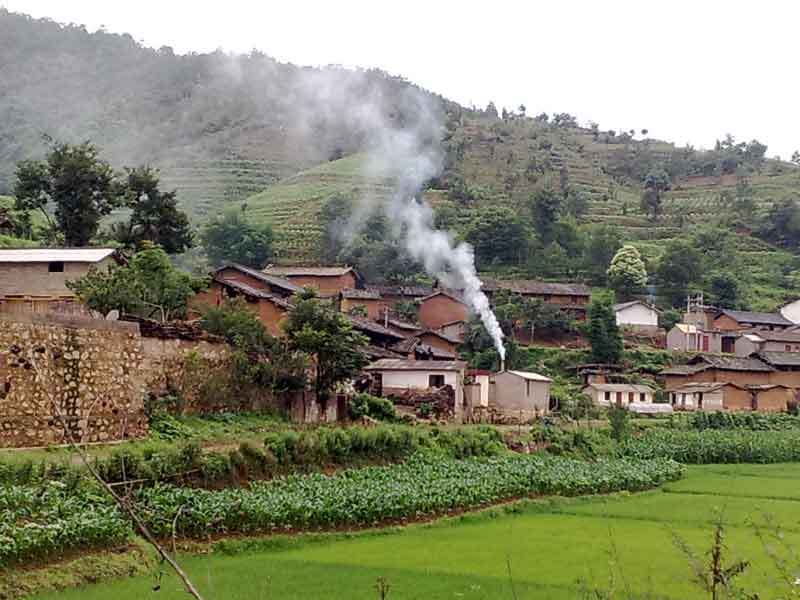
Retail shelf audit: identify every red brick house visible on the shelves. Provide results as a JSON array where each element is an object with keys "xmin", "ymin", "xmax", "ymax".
[
  {"xmin": 482, "ymin": 279, "xmax": 591, "ymax": 319},
  {"xmin": 418, "ymin": 290, "xmax": 469, "ymax": 330},
  {"xmin": 713, "ymin": 309, "xmax": 793, "ymax": 332},
  {"xmin": 262, "ymin": 266, "xmax": 362, "ymax": 298}
]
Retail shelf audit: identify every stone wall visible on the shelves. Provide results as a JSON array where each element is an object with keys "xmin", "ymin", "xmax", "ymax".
[{"xmin": 0, "ymin": 313, "xmax": 147, "ymax": 448}]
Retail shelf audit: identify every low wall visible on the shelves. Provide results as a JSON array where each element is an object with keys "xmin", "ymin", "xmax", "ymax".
[{"xmin": 0, "ymin": 313, "xmax": 147, "ymax": 448}]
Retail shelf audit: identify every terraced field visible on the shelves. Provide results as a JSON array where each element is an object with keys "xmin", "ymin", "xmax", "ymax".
[{"xmin": 36, "ymin": 463, "xmax": 800, "ymax": 599}]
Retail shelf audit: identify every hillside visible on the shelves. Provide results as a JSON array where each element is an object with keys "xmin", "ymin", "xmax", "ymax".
[{"xmin": 2, "ymin": 8, "xmax": 800, "ymax": 309}]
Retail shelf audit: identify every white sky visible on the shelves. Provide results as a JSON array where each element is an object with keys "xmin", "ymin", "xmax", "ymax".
[{"xmin": 4, "ymin": 0, "xmax": 799, "ymax": 159}]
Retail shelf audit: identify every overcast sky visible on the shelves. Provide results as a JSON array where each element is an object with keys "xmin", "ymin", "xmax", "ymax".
[{"xmin": 5, "ymin": 0, "xmax": 798, "ymax": 159}]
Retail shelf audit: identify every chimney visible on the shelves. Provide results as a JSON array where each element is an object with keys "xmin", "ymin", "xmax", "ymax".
[{"xmin": 500, "ymin": 358, "xmax": 506, "ymax": 373}]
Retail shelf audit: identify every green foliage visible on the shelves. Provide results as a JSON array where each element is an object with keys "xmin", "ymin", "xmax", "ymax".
[
  {"xmin": 607, "ymin": 245, "xmax": 647, "ymax": 299},
  {"xmin": 587, "ymin": 294, "xmax": 623, "ymax": 364},
  {"xmin": 465, "ymin": 206, "xmax": 530, "ymax": 267},
  {"xmin": 708, "ymin": 270, "xmax": 744, "ymax": 309},
  {"xmin": 656, "ymin": 239, "xmax": 703, "ymax": 307},
  {"xmin": 114, "ymin": 166, "xmax": 193, "ymax": 254},
  {"xmin": 13, "ymin": 141, "xmax": 123, "ymax": 246},
  {"xmin": 608, "ymin": 406, "xmax": 632, "ymax": 442},
  {"xmin": 67, "ymin": 245, "xmax": 205, "ymax": 321},
  {"xmin": 659, "ymin": 307, "xmax": 682, "ymax": 331},
  {"xmin": 201, "ymin": 208, "xmax": 274, "ymax": 268},
  {"xmin": 283, "ymin": 289, "xmax": 370, "ymax": 399},
  {"xmin": 134, "ymin": 455, "xmax": 682, "ymax": 539},
  {"xmin": 620, "ymin": 429, "xmax": 800, "ymax": 463},
  {"xmin": 688, "ymin": 411, "xmax": 800, "ymax": 431},
  {"xmin": 639, "ymin": 169, "xmax": 670, "ymax": 220},
  {"xmin": 584, "ymin": 224, "xmax": 622, "ymax": 284},
  {"xmin": 530, "ymin": 186, "xmax": 562, "ymax": 245},
  {"xmin": 348, "ymin": 393, "xmax": 397, "ymax": 422}
]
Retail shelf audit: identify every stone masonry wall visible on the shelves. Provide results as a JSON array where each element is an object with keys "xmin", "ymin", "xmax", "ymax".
[{"xmin": 0, "ymin": 313, "xmax": 148, "ymax": 448}]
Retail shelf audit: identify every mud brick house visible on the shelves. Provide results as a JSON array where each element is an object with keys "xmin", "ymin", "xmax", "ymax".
[
  {"xmin": 661, "ymin": 355, "xmax": 775, "ymax": 389},
  {"xmin": 713, "ymin": 309, "xmax": 793, "ymax": 332},
  {"xmin": 482, "ymin": 279, "xmax": 591, "ymax": 319},
  {"xmin": 669, "ymin": 382, "xmax": 794, "ymax": 412},
  {"xmin": 414, "ymin": 329, "xmax": 461, "ymax": 356},
  {"xmin": 262, "ymin": 266, "xmax": 362, "ymax": 298},
  {"xmin": 418, "ymin": 290, "xmax": 469, "ymax": 330},
  {"xmin": 754, "ymin": 351, "xmax": 800, "ymax": 387},
  {"xmin": 339, "ymin": 288, "xmax": 386, "ymax": 319},
  {"xmin": 190, "ymin": 263, "xmax": 299, "ymax": 336},
  {"xmin": 371, "ymin": 284, "xmax": 433, "ymax": 306},
  {"xmin": 666, "ymin": 323, "xmax": 738, "ymax": 354},
  {"xmin": 735, "ymin": 330, "xmax": 800, "ymax": 356},
  {"xmin": 345, "ymin": 314, "xmax": 409, "ymax": 361},
  {"xmin": 0, "ymin": 248, "xmax": 121, "ymax": 315},
  {"xmin": 489, "ymin": 370, "xmax": 553, "ymax": 419}
]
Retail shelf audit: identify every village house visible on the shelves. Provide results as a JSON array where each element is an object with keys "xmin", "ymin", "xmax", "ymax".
[
  {"xmin": 582, "ymin": 383, "xmax": 655, "ymax": 407},
  {"xmin": 666, "ymin": 323, "xmax": 737, "ymax": 354},
  {"xmin": 346, "ymin": 314, "xmax": 408, "ymax": 360},
  {"xmin": 753, "ymin": 351, "xmax": 800, "ymax": 388},
  {"xmin": 262, "ymin": 265, "xmax": 362, "ymax": 298},
  {"xmin": 414, "ymin": 329, "xmax": 461, "ymax": 356},
  {"xmin": 370, "ymin": 284, "xmax": 433, "ymax": 306},
  {"xmin": 418, "ymin": 290, "xmax": 469, "ymax": 330},
  {"xmin": 482, "ymin": 279, "xmax": 591, "ymax": 321},
  {"xmin": 734, "ymin": 330, "xmax": 800, "ymax": 356},
  {"xmin": 669, "ymin": 382, "xmax": 794, "ymax": 412},
  {"xmin": 0, "ymin": 248, "xmax": 121, "ymax": 314},
  {"xmin": 383, "ymin": 317, "xmax": 422, "ymax": 338},
  {"xmin": 364, "ymin": 358, "xmax": 467, "ymax": 420},
  {"xmin": 489, "ymin": 370, "xmax": 553, "ymax": 419},
  {"xmin": 339, "ymin": 288, "xmax": 387, "ymax": 319},
  {"xmin": 661, "ymin": 355, "xmax": 775, "ymax": 390},
  {"xmin": 613, "ymin": 300, "xmax": 660, "ymax": 332},
  {"xmin": 712, "ymin": 309, "xmax": 793, "ymax": 332},
  {"xmin": 438, "ymin": 319, "xmax": 466, "ymax": 341}
]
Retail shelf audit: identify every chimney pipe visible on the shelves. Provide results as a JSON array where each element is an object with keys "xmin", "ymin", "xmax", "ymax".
[{"xmin": 500, "ymin": 359, "xmax": 506, "ymax": 372}]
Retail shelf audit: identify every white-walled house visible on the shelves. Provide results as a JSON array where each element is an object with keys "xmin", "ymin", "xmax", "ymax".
[
  {"xmin": 583, "ymin": 383, "xmax": 655, "ymax": 407},
  {"xmin": 489, "ymin": 370, "xmax": 553, "ymax": 419},
  {"xmin": 613, "ymin": 301, "xmax": 660, "ymax": 331},
  {"xmin": 734, "ymin": 330, "xmax": 800, "ymax": 356},
  {"xmin": 364, "ymin": 359, "xmax": 467, "ymax": 417}
]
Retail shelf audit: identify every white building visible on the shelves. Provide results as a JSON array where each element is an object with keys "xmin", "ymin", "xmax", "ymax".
[
  {"xmin": 583, "ymin": 383, "xmax": 655, "ymax": 407},
  {"xmin": 780, "ymin": 299, "xmax": 800, "ymax": 324},
  {"xmin": 489, "ymin": 370, "xmax": 553, "ymax": 418},
  {"xmin": 613, "ymin": 301, "xmax": 659, "ymax": 331}
]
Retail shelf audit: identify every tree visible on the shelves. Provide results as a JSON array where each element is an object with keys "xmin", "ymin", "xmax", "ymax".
[
  {"xmin": 67, "ymin": 244, "xmax": 206, "ymax": 321},
  {"xmin": 760, "ymin": 198, "xmax": 800, "ymax": 249},
  {"xmin": 485, "ymin": 102, "xmax": 498, "ymax": 118},
  {"xmin": 283, "ymin": 288, "xmax": 370, "ymax": 401},
  {"xmin": 792, "ymin": 151, "xmax": 800, "ymax": 166},
  {"xmin": 656, "ymin": 240, "xmax": 703, "ymax": 307},
  {"xmin": 640, "ymin": 169, "xmax": 671, "ymax": 220},
  {"xmin": 587, "ymin": 294, "xmax": 623, "ymax": 364},
  {"xmin": 118, "ymin": 166, "xmax": 193, "ymax": 254},
  {"xmin": 564, "ymin": 190, "xmax": 588, "ymax": 219},
  {"xmin": 201, "ymin": 208, "xmax": 274, "ymax": 268},
  {"xmin": 584, "ymin": 224, "xmax": 622, "ymax": 284},
  {"xmin": 732, "ymin": 175, "xmax": 756, "ymax": 219},
  {"xmin": 708, "ymin": 271, "xmax": 744, "ymax": 309},
  {"xmin": 14, "ymin": 141, "xmax": 124, "ymax": 246},
  {"xmin": 607, "ymin": 245, "xmax": 647, "ymax": 300},
  {"xmin": 530, "ymin": 186, "xmax": 562, "ymax": 245},
  {"xmin": 465, "ymin": 206, "xmax": 530, "ymax": 267}
]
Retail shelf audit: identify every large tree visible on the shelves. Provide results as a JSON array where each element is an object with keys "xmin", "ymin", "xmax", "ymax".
[
  {"xmin": 115, "ymin": 166, "xmax": 193, "ymax": 254},
  {"xmin": 14, "ymin": 141, "xmax": 124, "ymax": 246},
  {"xmin": 283, "ymin": 288, "xmax": 369, "ymax": 401},
  {"xmin": 465, "ymin": 206, "xmax": 530, "ymax": 267},
  {"xmin": 530, "ymin": 186, "xmax": 562, "ymax": 245},
  {"xmin": 639, "ymin": 169, "xmax": 671, "ymax": 221},
  {"xmin": 584, "ymin": 224, "xmax": 622, "ymax": 284},
  {"xmin": 201, "ymin": 208, "xmax": 274, "ymax": 268},
  {"xmin": 607, "ymin": 245, "xmax": 647, "ymax": 300},
  {"xmin": 587, "ymin": 294, "xmax": 623, "ymax": 364},
  {"xmin": 67, "ymin": 244, "xmax": 205, "ymax": 321},
  {"xmin": 656, "ymin": 239, "xmax": 703, "ymax": 307}
]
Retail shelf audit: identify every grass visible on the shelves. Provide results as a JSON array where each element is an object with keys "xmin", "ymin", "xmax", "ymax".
[{"xmin": 27, "ymin": 463, "xmax": 800, "ymax": 599}]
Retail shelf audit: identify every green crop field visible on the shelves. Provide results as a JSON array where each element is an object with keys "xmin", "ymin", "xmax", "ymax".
[{"xmin": 34, "ymin": 463, "xmax": 800, "ymax": 599}]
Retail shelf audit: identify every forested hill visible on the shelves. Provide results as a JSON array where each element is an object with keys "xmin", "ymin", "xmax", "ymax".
[{"xmin": 3, "ymin": 9, "xmax": 800, "ymax": 310}]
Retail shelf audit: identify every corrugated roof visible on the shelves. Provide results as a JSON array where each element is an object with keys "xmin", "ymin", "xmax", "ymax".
[
  {"xmin": 0, "ymin": 248, "xmax": 116, "ymax": 263},
  {"xmin": 584, "ymin": 383, "xmax": 654, "ymax": 393},
  {"xmin": 756, "ymin": 351, "xmax": 800, "ymax": 367},
  {"xmin": 365, "ymin": 359, "xmax": 467, "ymax": 371},
  {"xmin": 717, "ymin": 309, "xmax": 793, "ymax": 327},
  {"xmin": 482, "ymin": 279, "xmax": 591, "ymax": 297},
  {"xmin": 217, "ymin": 263, "xmax": 300, "ymax": 294},
  {"xmin": 504, "ymin": 370, "xmax": 553, "ymax": 383},
  {"xmin": 263, "ymin": 265, "xmax": 359, "ymax": 278}
]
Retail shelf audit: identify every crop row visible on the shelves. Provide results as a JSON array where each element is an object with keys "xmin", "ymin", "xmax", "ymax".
[
  {"xmin": 620, "ymin": 429, "xmax": 800, "ymax": 463},
  {"xmin": 688, "ymin": 411, "xmax": 800, "ymax": 431},
  {"xmin": 0, "ymin": 455, "xmax": 682, "ymax": 566}
]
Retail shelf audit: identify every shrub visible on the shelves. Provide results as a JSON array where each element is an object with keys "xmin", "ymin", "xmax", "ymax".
[
  {"xmin": 348, "ymin": 393, "xmax": 397, "ymax": 422},
  {"xmin": 608, "ymin": 406, "xmax": 632, "ymax": 442},
  {"xmin": 688, "ymin": 411, "xmax": 800, "ymax": 431}
]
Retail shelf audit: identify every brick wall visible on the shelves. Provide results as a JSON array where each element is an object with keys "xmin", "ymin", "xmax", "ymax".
[{"xmin": 419, "ymin": 295, "xmax": 468, "ymax": 329}]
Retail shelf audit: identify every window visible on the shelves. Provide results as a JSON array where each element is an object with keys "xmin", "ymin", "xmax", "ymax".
[
  {"xmin": 48, "ymin": 261, "xmax": 64, "ymax": 273},
  {"xmin": 428, "ymin": 374, "xmax": 445, "ymax": 388},
  {"xmin": 640, "ymin": 392, "xmax": 646, "ymax": 402},
  {"xmin": 787, "ymin": 345, "xmax": 793, "ymax": 352},
  {"xmin": 604, "ymin": 391, "xmax": 611, "ymax": 402},
  {"xmin": 628, "ymin": 392, "xmax": 634, "ymax": 404}
]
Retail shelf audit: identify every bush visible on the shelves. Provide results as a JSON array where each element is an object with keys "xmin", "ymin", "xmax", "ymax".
[
  {"xmin": 688, "ymin": 411, "xmax": 800, "ymax": 431},
  {"xmin": 348, "ymin": 393, "xmax": 397, "ymax": 421},
  {"xmin": 620, "ymin": 429, "xmax": 800, "ymax": 464},
  {"xmin": 608, "ymin": 406, "xmax": 631, "ymax": 442}
]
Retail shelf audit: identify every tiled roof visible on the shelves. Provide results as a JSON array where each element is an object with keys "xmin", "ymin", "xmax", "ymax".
[
  {"xmin": 385, "ymin": 318, "xmax": 422, "ymax": 332},
  {"xmin": 263, "ymin": 265, "xmax": 359, "ymax": 278},
  {"xmin": 742, "ymin": 329, "xmax": 800, "ymax": 343},
  {"xmin": 689, "ymin": 354, "xmax": 774, "ymax": 372},
  {"xmin": 347, "ymin": 315, "xmax": 406, "ymax": 340},
  {"xmin": 0, "ymin": 248, "xmax": 117, "ymax": 263},
  {"xmin": 370, "ymin": 284, "xmax": 433, "ymax": 297},
  {"xmin": 415, "ymin": 329, "xmax": 462, "ymax": 345},
  {"xmin": 365, "ymin": 359, "xmax": 467, "ymax": 371},
  {"xmin": 716, "ymin": 309, "xmax": 793, "ymax": 327},
  {"xmin": 482, "ymin": 279, "xmax": 591, "ymax": 297},
  {"xmin": 613, "ymin": 300, "xmax": 659, "ymax": 313},
  {"xmin": 214, "ymin": 277, "xmax": 293, "ymax": 309},
  {"xmin": 584, "ymin": 383, "xmax": 653, "ymax": 393},
  {"xmin": 363, "ymin": 344, "xmax": 405, "ymax": 360},
  {"xmin": 390, "ymin": 337, "xmax": 420, "ymax": 354},
  {"xmin": 755, "ymin": 351, "xmax": 800, "ymax": 368},
  {"xmin": 660, "ymin": 364, "xmax": 709, "ymax": 376},
  {"xmin": 217, "ymin": 263, "xmax": 300, "ymax": 294},
  {"xmin": 420, "ymin": 289, "xmax": 467, "ymax": 305},
  {"xmin": 340, "ymin": 288, "xmax": 382, "ymax": 300},
  {"xmin": 415, "ymin": 343, "xmax": 456, "ymax": 360}
]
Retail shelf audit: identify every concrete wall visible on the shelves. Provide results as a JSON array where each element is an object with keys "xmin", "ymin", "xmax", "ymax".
[
  {"xmin": 419, "ymin": 295, "xmax": 469, "ymax": 330},
  {"xmin": 0, "ymin": 313, "xmax": 147, "ymax": 448},
  {"xmin": 585, "ymin": 387, "xmax": 653, "ymax": 406},
  {"xmin": 667, "ymin": 328, "xmax": 723, "ymax": 353},
  {"xmin": 0, "ymin": 256, "xmax": 116, "ymax": 298},
  {"xmin": 490, "ymin": 372, "xmax": 551, "ymax": 418},
  {"xmin": 616, "ymin": 304, "xmax": 658, "ymax": 327}
]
